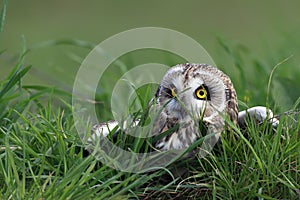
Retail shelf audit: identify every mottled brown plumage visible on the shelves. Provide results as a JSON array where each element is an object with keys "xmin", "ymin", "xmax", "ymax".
[{"xmin": 151, "ymin": 63, "xmax": 238, "ymax": 150}]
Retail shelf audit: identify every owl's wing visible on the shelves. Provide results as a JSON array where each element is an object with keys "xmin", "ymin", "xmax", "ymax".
[
  {"xmin": 90, "ymin": 98, "xmax": 164, "ymax": 142},
  {"xmin": 90, "ymin": 118, "xmax": 141, "ymax": 142},
  {"xmin": 91, "ymin": 120, "xmax": 119, "ymax": 138},
  {"xmin": 238, "ymin": 106, "xmax": 279, "ymax": 128}
]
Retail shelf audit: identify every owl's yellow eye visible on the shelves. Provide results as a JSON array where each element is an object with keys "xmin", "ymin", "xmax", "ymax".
[
  {"xmin": 171, "ymin": 88, "xmax": 177, "ymax": 97},
  {"xmin": 194, "ymin": 85, "xmax": 210, "ymax": 100},
  {"xmin": 196, "ymin": 88, "xmax": 207, "ymax": 99}
]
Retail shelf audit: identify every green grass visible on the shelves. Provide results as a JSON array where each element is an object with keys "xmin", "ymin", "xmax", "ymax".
[
  {"xmin": 0, "ymin": 3, "xmax": 299, "ymax": 197},
  {"xmin": 0, "ymin": 41, "xmax": 299, "ymax": 199}
]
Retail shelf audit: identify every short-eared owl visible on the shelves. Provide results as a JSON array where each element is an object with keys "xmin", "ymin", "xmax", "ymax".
[{"xmin": 91, "ymin": 63, "xmax": 278, "ymax": 151}]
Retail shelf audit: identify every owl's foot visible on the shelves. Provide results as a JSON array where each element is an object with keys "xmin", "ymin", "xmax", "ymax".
[{"xmin": 237, "ymin": 106, "xmax": 279, "ymax": 128}]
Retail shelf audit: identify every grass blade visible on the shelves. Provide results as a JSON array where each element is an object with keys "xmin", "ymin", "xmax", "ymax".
[{"xmin": 0, "ymin": 0, "xmax": 7, "ymax": 33}]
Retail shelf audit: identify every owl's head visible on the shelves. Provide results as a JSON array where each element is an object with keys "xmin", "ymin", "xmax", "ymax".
[{"xmin": 155, "ymin": 63, "xmax": 238, "ymax": 124}]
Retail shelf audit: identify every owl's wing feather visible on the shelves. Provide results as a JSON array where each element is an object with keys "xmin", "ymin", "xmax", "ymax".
[
  {"xmin": 90, "ymin": 118, "xmax": 140, "ymax": 142},
  {"xmin": 238, "ymin": 106, "xmax": 279, "ymax": 128}
]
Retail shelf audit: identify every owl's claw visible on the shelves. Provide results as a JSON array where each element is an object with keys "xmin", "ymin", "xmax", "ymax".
[{"xmin": 238, "ymin": 106, "xmax": 279, "ymax": 128}]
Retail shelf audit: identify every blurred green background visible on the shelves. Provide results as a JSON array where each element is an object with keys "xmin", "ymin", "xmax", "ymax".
[{"xmin": 0, "ymin": 0, "xmax": 300, "ymax": 112}]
